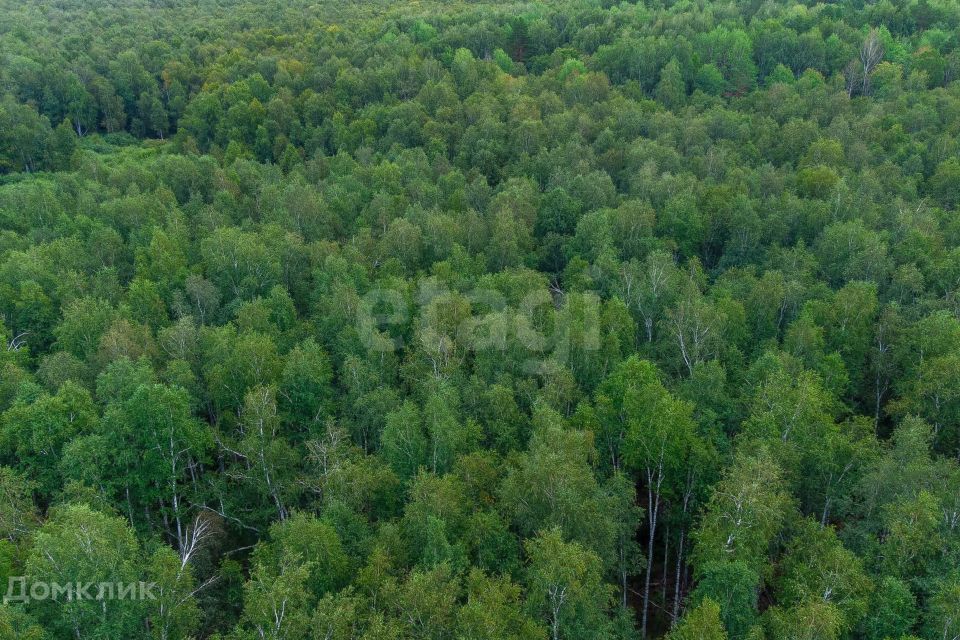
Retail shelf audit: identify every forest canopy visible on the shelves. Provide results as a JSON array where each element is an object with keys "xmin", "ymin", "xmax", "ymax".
[{"xmin": 1, "ymin": 0, "xmax": 960, "ymax": 638}]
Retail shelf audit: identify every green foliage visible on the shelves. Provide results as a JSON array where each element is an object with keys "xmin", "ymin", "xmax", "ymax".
[
  {"xmin": 25, "ymin": 504, "xmax": 147, "ymax": 638},
  {"xmin": 525, "ymin": 528, "xmax": 613, "ymax": 640},
  {"xmin": 669, "ymin": 598, "xmax": 727, "ymax": 640},
  {"xmin": 773, "ymin": 520, "xmax": 872, "ymax": 634},
  {"xmin": 0, "ymin": 0, "xmax": 959, "ymax": 637},
  {"xmin": 692, "ymin": 449, "xmax": 791, "ymax": 576},
  {"xmin": 689, "ymin": 561, "xmax": 760, "ymax": 639},
  {"xmin": 861, "ymin": 576, "xmax": 917, "ymax": 640}
]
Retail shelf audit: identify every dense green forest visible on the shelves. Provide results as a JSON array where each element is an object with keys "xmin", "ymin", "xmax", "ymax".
[{"xmin": 1, "ymin": 0, "xmax": 960, "ymax": 637}]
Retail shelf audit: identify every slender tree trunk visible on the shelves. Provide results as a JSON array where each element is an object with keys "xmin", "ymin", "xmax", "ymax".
[
  {"xmin": 661, "ymin": 523, "xmax": 670, "ymax": 605},
  {"xmin": 125, "ymin": 485, "xmax": 135, "ymax": 527},
  {"xmin": 641, "ymin": 465, "xmax": 663, "ymax": 638},
  {"xmin": 171, "ymin": 435, "xmax": 184, "ymax": 550},
  {"xmin": 672, "ymin": 470, "xmax": 694, "ymax": 624},
  {"xmin": 672, "ymin": 529, "xmax": 685, "ymax": 624},
  {"xmin": 620, "ymin": 529, "xmax": 629, "ymax": 609}
]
